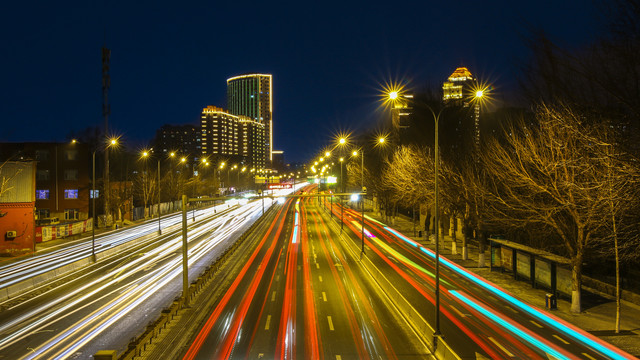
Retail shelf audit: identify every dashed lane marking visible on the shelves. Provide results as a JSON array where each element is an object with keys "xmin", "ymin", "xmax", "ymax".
[
  {"xmin": 530, "ymin": 320, "xmax": 543, "ymax": 328},
  {"xmin": 450, "ymin": 305, "xmax": 467, "ymax": 318},
  {"xmin": 488, "ymin": 336, "xmax": 514, "ymax": 357},
  {"xmin": 265, "ymin": 315, "xmax": 271, "ymax": 330},
  {"xmin": 316, "ymin": 263, "xmax": 320, "ymax": 269},
  {"xmin": 328, "ymin": 316, "xmax": 334, "ymax": 331},
  {"xmin": 271, "ymin": 291, "xmax": 276, "ymax": 301},
  {"xmin": 322, "ymin": 292, "xmax": 327, "ymax": 302},
  {"xmin": 553, "ymin": 334, "xmax": 570, "ymax": 344},
  {"xmin": 582, "ymin": 353, "xmax": 597, "ymax": 360},
  {"xmin": 319, "ymin": 276, "xmax": 323, "ymax": 282},
  {"xmin": 336, "ymin": 356, "xmax": 342, "ymax": 360}
]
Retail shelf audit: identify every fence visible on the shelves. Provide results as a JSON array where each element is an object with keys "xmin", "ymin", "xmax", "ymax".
[
  {"xmin": 35, "ymin": 218, "xmax": 93, "ymax": 243},
  {"xmin": 132, "ymin": 200, "xmax": 183, "ymax": 221}
]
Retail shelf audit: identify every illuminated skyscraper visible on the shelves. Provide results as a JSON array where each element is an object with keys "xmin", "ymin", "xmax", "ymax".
[
  {"xmin": 201, "ymin": 106, "xmax": 265, "ymax": 169},
  {"xmin": 443, "ymin": 67, "xmax": 481, "ymax": 152},
  {"xmin": 226, "ymin": 74, "xmax": 272, "ymax": 167},
  {"xmin": 442, "ymin": 67, "xmax": 475, "ymax": 102}
]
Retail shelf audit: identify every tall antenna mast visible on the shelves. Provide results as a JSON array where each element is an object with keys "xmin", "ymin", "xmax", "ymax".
[{"xmin": 102, "ymin": 47, "xmax": 111, "ymax": 226}]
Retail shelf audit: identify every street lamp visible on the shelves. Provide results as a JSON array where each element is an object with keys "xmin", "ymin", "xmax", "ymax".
[
  {"xmin": 91, "ymin": 137, "xmax": 118, "ymax": 262},
  {"xmin": 352, "ymin": 149, "xmax": 365, "ymax": 254},
  {"xmin": 339, "ymin": 156, "xmax": 344, "ymax": 231},
  {"xmin": 141, "ymin": 150, "xmax": 162, "ymax": 235},
  {"xmin": 427, "ymin": 105, "xmax": 449, "ymax": 346}
]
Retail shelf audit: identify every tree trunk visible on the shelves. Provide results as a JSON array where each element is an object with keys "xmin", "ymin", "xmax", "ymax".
[
  {"xmin": 571, "ymin": 246, "xmax": 583, "ymax": 313},
  {"xmin": 612, "ymin": 203, "xmax": 621, "ymax": 333},
  {"xmin": 450, "ymin": 216, "xmax": 457, "ymax": 255},
  {"xmin": 477, "ymin": 221, "xmax": 485, "ymax": 267}
]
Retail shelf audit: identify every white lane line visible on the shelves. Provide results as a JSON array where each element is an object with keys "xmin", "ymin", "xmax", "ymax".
[
  {"xmin": 265, "ymin": 315, "xmax": 271, "ymax": 330},
  {"xmin": 316, "ymin": 263, "xmax": 320, "ymax": 269},
  {"xmin": 322, "ymin": 292, "xmax": 327, "ymax": 302},
  {"xmin": 336, "ymin": 356, "xmax": 342, "ymax": 360},
  {"xmin": 271, "ymin": 291, "xmax": 276, "ymax": 301},
  {"xmin": 488, "ymin": 336, "xmax": 514, "ymax": 357},
  {"xmin": 319, "ymin": 276, "xmax": 323, "ymax": 282},
  {"xmin": 529, "ymin": 320, "xmax": 543, "ymax": 328},
  {"xmin": 327, "ymin": 316, "xmax": 334, "ymax": 331},
  {"xmin": 276, "ymin": 275, "xmax": 280, "ymax": 281},
  {"xmin": 298, "ymin": 265, "xmax": 301, "ymax": 271},
  {"xmin": 553, "ymin": 334, "xmax": 570, "ymax": 344},
  {"xmin": 582, "ymin": 353, "xmax": 597, "ymax": 360}
]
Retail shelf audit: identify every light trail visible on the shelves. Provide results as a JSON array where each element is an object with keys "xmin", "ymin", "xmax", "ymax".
[{"xmin": 0, "ymin": 201, "xmax": 266, "ymax": 359}]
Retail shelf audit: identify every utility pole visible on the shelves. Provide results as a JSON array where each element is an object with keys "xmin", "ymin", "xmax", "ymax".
[{"xmin": 102, "ymin": 47, "xmax": 111, "ymax": 227}]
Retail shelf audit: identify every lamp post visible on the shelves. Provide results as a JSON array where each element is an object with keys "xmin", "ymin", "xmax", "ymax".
[
  {"xmin": 338, "ymin": 137, "xmax": 347, "ymax": 231},
  {"xmin": 427, "ymin": 106, "xmax": 448, "ymax": 347},
  {"xmin": 91, "ymin": 137, "xmax": 118, "ymax": 261},
  {"xmin": 141, "ymin": 150, "xmax": 162, "ymax": 235},
  {"xmin": 352, "ymin": 149, "xmax": 365, "ymax": 254}
]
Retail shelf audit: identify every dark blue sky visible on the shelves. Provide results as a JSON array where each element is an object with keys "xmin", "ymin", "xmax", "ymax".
[{"xmin": 1, "ymin": 1, "xmax": 597, "ymax": 162}]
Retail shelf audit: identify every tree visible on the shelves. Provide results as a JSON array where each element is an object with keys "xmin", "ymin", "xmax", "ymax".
[{"xmin": 479, "ymin": 103, "xmax": 634, "ymax": 313}]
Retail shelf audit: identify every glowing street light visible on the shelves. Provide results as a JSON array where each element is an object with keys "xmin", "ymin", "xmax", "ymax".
[{"xmin": 141, "ymin": 150, "xmax": 162, "ymax": 235}]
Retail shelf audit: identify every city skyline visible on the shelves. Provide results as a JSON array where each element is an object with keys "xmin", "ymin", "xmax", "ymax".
[{"xmin": 1, "ymin": 1, "xmax": 597, "ymax": 163}]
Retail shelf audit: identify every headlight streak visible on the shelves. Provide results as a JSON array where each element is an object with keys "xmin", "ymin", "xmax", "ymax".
[
  {"xmin": 0, "ymin": 204, "xmax": 233, "ymax": 290},
  {"xmin": 2, "ymin": 201, "xmax": 264, "ymax": 358},
  {"xmin": 24, "ymin": 205, "xmax": 259, "ymax": 358},
  {"xmin": 382, "ymin": 226, "xmax": 633, "ymax": 360}
]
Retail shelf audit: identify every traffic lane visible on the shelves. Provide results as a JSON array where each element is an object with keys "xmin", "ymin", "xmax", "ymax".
[
  {"xmin": 307, "ymin": 199, "xmax": 429, "ymax": 359},
  {"xmin": 346, "ymin": 207, "xmax": 633, "ymax": 360},
  {"xmin": 0, "ymin": 204, "xmax": 260, "ymax": 359},
  {"xmin": 186, "ymin": 200, "xmax": 294, "ymax": 360},
  {"xmin": 336, "ymin": 207, "xmax": 521, "ymax": 359}
]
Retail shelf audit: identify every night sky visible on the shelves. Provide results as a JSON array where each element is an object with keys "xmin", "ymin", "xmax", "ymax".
[{"xmin": 1, "ymin": 1, "xmax": 597, "ymax": 163}]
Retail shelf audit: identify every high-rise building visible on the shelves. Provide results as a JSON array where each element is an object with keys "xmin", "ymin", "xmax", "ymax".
[
  {"xmin": 442, "ymin": 67, "xmax": 475, "ymax": 103},
  {"xmin": 442, "ymin": 67, "xmax": 481, "ymax": 152},
  {"xmin": 151, "ymin": 124, "xmax": 202, "ymax": 162},
  {"xmin": 201, "ymin": 106, "xmax": 265, "ymax": 169},
  {"xmin": 226, "ymin": 74, "xmax": 273, "ymax": 167}
]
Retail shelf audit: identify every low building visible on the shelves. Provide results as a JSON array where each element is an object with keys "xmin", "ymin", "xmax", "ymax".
[
  {"xmin": 0, "ymin": 161, "xmax": 36, "ymax": 256},
  {"xmin": 0, "ymin": 142, "xmax": 90, "ymax": 222}
]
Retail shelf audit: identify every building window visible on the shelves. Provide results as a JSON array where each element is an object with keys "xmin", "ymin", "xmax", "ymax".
[
  {"xmin": 36, "ymin": 209, "xmax": 50, "ymax": 220},
  {"xmin": 64, "ymin": 209, "xmax": 79, "ymax": 220},
  {"xmin": 35, "ymin": 150, "xmax": 50, "ymax": 161},
  {"xmin": 64, "ymin": 169, "xmax": 78, "ymax": 181},
  {"xmin": 36, "ymin": 189, "xmax": 50, "ymax": 200},
  {"xmin": 37, "ymin": 170, "xmax": 50, "ymax": 181},
  {"xmin": 64, "ymin": 189, "xmax": 78, "ymax": 199},
  {"xmin": 90, "ymin": 189, "xmax": 100, "ymax": 199},
  {"xmin": 65, "ymin": 149, "xmax": 78, "ymax": 161}
]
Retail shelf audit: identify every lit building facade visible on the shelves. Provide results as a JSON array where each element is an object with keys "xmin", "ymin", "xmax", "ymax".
[
  {"xmin": 442, "ymin": 67, "xmax": 481, "ymax": 150},
  {"xmin": 201, "ymin": 106, "xmax": 265, "ymax": 169},
  {"xmin": 442, "ymin": 67, "xmax": 475, "ymax": 103},
  {"xmin": 226, "ymin": 74, "xmax": 273, "ymax": 166}
]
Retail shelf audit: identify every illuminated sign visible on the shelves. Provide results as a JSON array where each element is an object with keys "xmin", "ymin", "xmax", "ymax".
[{"xmin": 268, "ymin": 183, "xmax": 292, "ymax": 189}]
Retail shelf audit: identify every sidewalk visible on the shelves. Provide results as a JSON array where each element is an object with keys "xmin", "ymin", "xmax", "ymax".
[{"xmin": 369, "ymin": 211, "xmax": 640, "ymax": 357}]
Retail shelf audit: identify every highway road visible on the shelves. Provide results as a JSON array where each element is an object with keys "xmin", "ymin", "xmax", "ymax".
[
  {"xmin": 182, "ymin": 191, "xmax": 430, "ymax": 359},
  {"xmin": 0, "ymin": 199, "xmax": 268, "ymax": 359},
  {"xmin": 326, "ymin": 195, "xmax": 638, "ymax": 360}
]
